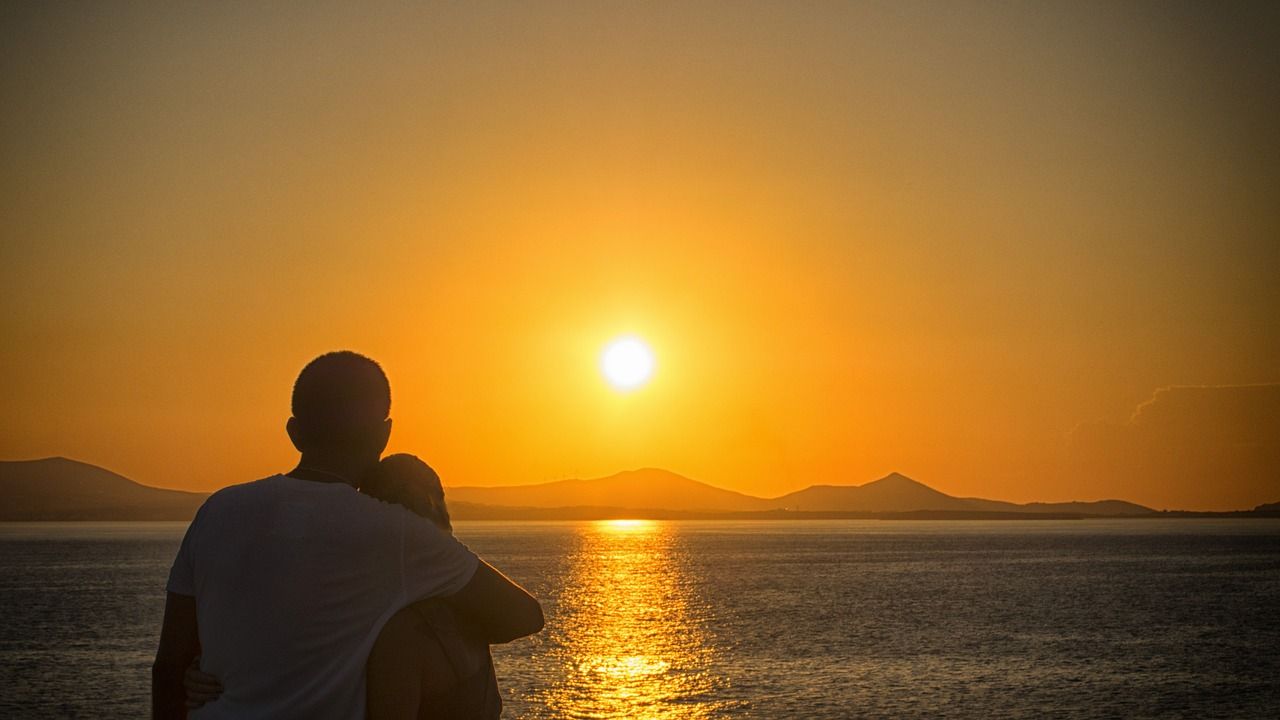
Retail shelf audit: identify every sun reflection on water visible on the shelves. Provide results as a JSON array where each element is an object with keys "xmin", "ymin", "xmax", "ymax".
[
  {"xmin": 601, "ymin": 518, "xmax": 649, "ymax": 531},
  {"xmin": 535, "ymin": 520, "xmax": 734, "ymax": 719}
]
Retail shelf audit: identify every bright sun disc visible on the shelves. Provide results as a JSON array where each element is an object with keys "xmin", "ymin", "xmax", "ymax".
[{"xmin": 601, "ymin": 336, "xmax": 655, "ymax": 390}]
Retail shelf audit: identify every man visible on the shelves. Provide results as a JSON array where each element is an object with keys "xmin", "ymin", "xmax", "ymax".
[{"xmin": 152, "ymin": 351, "xmax": 543, "ymax": 719}]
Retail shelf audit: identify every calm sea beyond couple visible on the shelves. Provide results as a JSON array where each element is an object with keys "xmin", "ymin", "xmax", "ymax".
[{"xmin": 151, "ymin": 351, "xmax": 544, "ymax": 719}]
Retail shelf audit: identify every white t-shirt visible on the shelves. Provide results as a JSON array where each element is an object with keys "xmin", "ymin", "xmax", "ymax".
[{"xmin": 166, "ymin": 474, "xmax": 479, "ymax": 719}]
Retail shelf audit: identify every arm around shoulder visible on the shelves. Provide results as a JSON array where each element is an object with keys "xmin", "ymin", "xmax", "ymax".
[
  {"xmin": 444, "ymin": 560, "xmax": 544, "ymax": 644},
  {"xmin": 398, "ymin": 509, "xmax": 543, "ymax": 643}
]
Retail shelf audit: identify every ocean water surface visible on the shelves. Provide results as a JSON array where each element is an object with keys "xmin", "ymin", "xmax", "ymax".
[{"xmin": 1, "ymin": 519, "xmax": 1278, "ymax": 718}]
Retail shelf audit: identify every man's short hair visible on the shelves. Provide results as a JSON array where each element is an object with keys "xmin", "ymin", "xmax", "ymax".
[{"xmin": 291, "ymin": 351, "xmax": 391, "ymax": 446}]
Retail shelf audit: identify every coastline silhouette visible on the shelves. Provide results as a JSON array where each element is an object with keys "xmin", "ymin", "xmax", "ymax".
[{"xmin": 8, "ymin": 457, "xmax": 1279, "ymax": 521}]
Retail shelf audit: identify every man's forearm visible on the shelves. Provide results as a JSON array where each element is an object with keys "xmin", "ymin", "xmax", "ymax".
[
  {"xmin": 153, "ymin": 592, "xmax": 200, "ymax": 719},
  {"xmin": 151, "ymin": 661, "xmax": 187, "ymax": 719},
  {"xmin": 446, "ymin": 560, "xmax": 544, "ymax": 644}
]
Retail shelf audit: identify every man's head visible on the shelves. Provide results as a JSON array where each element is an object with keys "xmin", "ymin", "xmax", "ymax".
[{"xmin": 286, "ymin": 351, "xmax": 392, "ymax": 467}]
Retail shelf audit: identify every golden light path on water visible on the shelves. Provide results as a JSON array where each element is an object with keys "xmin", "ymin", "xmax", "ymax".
[{"xmin": 534, "ymin": 520, "xmax": 734, "ymax": 719}]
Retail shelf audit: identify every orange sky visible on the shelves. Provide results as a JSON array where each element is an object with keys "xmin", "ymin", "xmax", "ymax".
[{"xmin": 2, "ymin": 3, "xmax": 1277, "ymax": 510}]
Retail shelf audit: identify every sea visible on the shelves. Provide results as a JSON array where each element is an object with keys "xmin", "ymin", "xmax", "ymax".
[{"xmin": 2, "ymin": 519, "xmax": 1278, "ymax": 719}]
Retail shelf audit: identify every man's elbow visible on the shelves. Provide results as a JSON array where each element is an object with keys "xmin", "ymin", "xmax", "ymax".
[
  {"xmin": 492, "ymin": 597, "xmax": 544, "ymax": 644},
  {"xmin": 525, "ymin": 598, "xmax": 546, "ymax": 636}
]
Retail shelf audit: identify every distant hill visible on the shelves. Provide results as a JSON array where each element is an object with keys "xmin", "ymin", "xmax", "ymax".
[
  {"xmin": 0, "ymin": 457, "xmax": 207, "ymax": 520},
  {"xmin": 771, "ymin": 472, "xmax": 967, "ymax": 512},
  {"xmin": 0, "ymin": 458, "xmax": 1205, "ymax": 521},
  {"xmin": 767, "ymin": 473, "xmax": 1152, "ymax": 515},
  {"xmin": 1256, "ymin": 501, "xmax": 1280, "ymax": 513},
  {"xmin": 448, "ymin": 468, "xmax": 773, "ymax": 512},
  {"xmin": 1013, "ymin": 499, "xmax": 1152, "ymax": 516},
  {"xmin": 450, "ymin": 469, "xmax": 1155, "ymax": 517}
]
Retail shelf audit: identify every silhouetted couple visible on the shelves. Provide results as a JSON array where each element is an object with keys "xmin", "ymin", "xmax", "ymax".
[{"xmin": 152, "ymin": 351, "xmax": 543, "ymax": 719}]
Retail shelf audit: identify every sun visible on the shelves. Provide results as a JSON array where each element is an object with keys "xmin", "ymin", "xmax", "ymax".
[{"xmin": 600, "ymin": 336, "xmax": 655, "ymax": 390}]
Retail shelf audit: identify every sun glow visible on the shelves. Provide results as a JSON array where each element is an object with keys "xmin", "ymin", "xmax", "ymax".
[{"xmin": 600, "ymin": 337, "xmax": 655, "ymax": 391}]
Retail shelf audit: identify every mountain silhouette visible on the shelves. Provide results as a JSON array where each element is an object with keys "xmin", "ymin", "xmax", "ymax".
[
  {"xmin": 1009, "ymin": 499, "xmax": 1153, "ymax": 515},
  {"xmin": 772, "ymin": 472, "xmax": 963, "ymax": 512},
  {"xmin": 0, "ymin": 457, "xmax": 207, "ymax": 520},
  {"xmin": 450, "ymin": 469, "xmax": 1153, "ymax": 516},
  {"xmin": 1, "ymin": 458, "xmax": 1173, "ymax": 520},
  {"xmin": 448, "ymin": 468, "xmax": 773, "ymax": 512},
  {"xmin": 774, "ymin": 472, "xmax": 1150, "ymax": 515}
]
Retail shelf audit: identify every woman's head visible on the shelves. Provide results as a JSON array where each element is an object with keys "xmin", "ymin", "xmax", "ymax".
[{"xmin": 361, "ymin": 453, "xmax": 451, "ymax": 531}]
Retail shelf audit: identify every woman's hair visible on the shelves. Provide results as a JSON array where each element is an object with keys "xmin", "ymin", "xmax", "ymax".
[{"xmin": 361, "ymin": 453, "xmax": 451, "ymax": 531}]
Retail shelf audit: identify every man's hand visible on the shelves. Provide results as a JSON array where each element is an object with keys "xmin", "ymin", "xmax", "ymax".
[{"xmin": 184, "ymin": 656, "xmax": 223, "ymax": 710}]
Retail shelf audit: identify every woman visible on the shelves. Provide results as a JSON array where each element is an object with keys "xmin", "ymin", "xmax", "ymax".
[
  {"xmin": 183, "ymin": 454, "xmax": 503, "ymax": 719},
  {"xmin": 361, "ymin": 454, "xmax": 502, "ymax": 720}
]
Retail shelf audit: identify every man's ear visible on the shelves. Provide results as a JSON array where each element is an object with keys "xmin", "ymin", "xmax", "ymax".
[
  {"xmin": 286, "ymin": 417, "xmax": 306, "ymax": 452},
  {"xmin": 373, "ymin": 418, "xmax": 392, "ymax": 455}
]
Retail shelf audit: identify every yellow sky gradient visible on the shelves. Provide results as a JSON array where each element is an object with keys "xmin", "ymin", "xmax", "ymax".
[{"xmin": 2, "ymin": 3, "xmax": 1277, "ymax": 509}]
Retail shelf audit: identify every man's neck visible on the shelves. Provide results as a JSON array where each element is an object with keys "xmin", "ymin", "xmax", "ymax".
[{"xmin": 288, "ymin": 456, "xmax": 368, "ymax": 488}]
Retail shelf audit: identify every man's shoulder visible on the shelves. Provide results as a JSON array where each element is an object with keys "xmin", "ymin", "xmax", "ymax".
[
  {"xmin": 208, "ymin": 475, "xmax": 414, "ymax": 518},
  {"xmin": 193, "ymin": 475, "xmax": 319, "ymax": 524},
  {"xmin": 193, "ymin": 474, "xmax": 426, "ymax": 537},
  {"xmin": 344, "ymin": 491, "xmax": 453, "ymax": 542},
  {"xmin": 344, "ymin": 487, "xmax": 417, "ymax": 524},
  {"xmin": 201, "ymin": 474, "xmax": 288, "ymax": 505}
]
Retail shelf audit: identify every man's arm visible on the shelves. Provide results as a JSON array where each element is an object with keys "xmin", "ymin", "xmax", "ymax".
[
  {"xmin": 443, "ymin": 560, "xmax": 544, "ymax": 644},
  {"xmin": 152, "ymin": 592, "xmax": 200, "ymax": 719}
]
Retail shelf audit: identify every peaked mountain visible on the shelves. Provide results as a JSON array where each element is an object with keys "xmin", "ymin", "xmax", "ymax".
[
  {"xmin": 447, "ymin": 468, "xmax": 773, "ymax": 512},
  {"xmin": 0, "ymin": 457, "xmax": 207, "ymax": 520},
  {"xmin": 771, "ymin": 473, "xmax": 1151, "ymax": 515},
  {"xmin": 771, "ymin": 472, "xmax": 965, "ymax": 512}
]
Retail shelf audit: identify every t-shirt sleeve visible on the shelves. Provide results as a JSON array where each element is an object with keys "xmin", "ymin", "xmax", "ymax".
[
  {"xmin": 399, "ymin": 511, "xmax": 480, "ymax": 603},
  {"xmin": 165, "ymin": 505, "xmax": 202, "ymax": 596}
]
